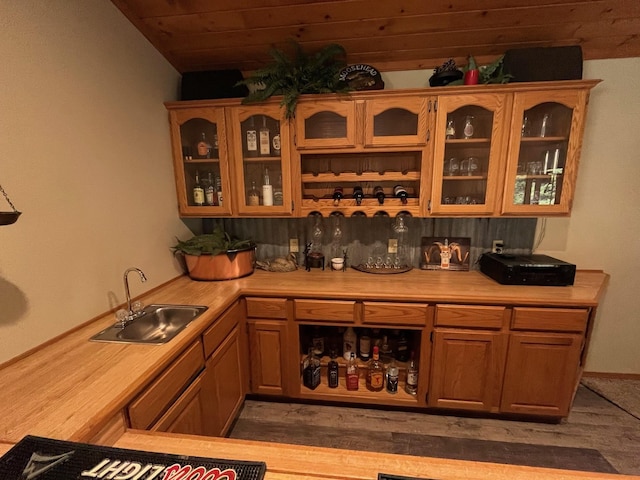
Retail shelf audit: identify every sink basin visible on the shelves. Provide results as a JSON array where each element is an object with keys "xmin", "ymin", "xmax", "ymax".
[{"xmin": 90, "ymin": 304, "xmax": 208, "ymax": 344}]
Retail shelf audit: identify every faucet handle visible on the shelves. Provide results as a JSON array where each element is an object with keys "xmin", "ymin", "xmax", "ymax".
[
  {"xmin": 131, "ymin": 300, "xmax": 144, "ymax": 314},
  {"xmin": 115, "ymin": 308, "xmax": 129, "ymax": 327}
]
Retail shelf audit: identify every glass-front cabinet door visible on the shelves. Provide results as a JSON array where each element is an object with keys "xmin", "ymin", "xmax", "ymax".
[
  {"xmin": 228, "ymin": 104, "xmax": 292, "ymax": 215},
  {"xmin": 502, "ymin": 90, "xmax": 589, "ymax": 215},
  {"xmin": 364, "ymin": 96, "xmax": 430, "ymax": 147},
  {"xmin": 295, "ymin": 99, "xmax": 356, "ymax": 149},
  {"xmin": 168, "ymin": 108, "xmax": 233, "ymax": 216},
  {"xmin": 430, "ymin": 94, "xmax": 509, "ymax": 215}
]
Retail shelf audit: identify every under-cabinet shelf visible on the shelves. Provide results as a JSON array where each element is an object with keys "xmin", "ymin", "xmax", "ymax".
[
  {"xmin": 442, "ymin": 175, "xmax": 487, "ymax": 181},
  {"xmin": 242, "ymin": 156, "xmax": 282, "ymax": 163},
  {"xmin": 184, "ymin": 158, "xmax": 220, "ymax": 164}
]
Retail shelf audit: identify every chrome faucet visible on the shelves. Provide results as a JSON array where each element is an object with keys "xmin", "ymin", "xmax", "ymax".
[{"xmin": 123, "ymin": 267, "xmax": 147, "ymax": 321}]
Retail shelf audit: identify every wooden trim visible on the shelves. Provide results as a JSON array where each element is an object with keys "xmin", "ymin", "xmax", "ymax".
[{"xmin": 582, "ymin": 371, "xmax": 640, "ymax": 380}]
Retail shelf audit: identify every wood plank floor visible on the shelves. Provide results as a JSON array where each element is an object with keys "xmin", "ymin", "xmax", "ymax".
[{"xmin": 228, "ymin": 385, "xmax": 640, "ymax": 475}]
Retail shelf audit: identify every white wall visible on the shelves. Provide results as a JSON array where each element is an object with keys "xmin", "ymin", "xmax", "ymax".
[
  {"xmin": 384, "ymin": 59, "xmax": 640, "ymax": 374},
  {"xmin": 0, "ymin": 1, "xmax": 191, "ymax": 363}
]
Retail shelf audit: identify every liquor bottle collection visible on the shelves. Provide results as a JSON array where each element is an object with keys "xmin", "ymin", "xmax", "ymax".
[{"xmin": 302, "ymin": 326, "xmax": 419, "ymax": 395}]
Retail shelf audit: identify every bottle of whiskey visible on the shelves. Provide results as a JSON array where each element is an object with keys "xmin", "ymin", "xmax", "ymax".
[
  {"xmin": 196, "ymin": 132, "xmax": 211, "ymax": 159},
  {"xmin": 273, "ymin": 174, "xmax": 283, "ymax": 206},
  {"xmin": 405, "ymin": 351, "xmax": 418, "ymax": 395},
  {"xmin": 366, "ymin": 346, "xmax": 384, "ymax": 392},
  {"xmin": 343, "ymin": 326, "xmax": 357, "ymax": 360},
  {"xmin": 328, "ymin": 349, "xmax": 339, "ymax": 388},
  {"xmin": 205, "ymin": 172, "xmax": 216, "ymax": 206},
  {"xmin": 359, "ymin": 329, "xmax": 371, "ymax": 361},
  {"xmin": 193, "ymin": 171, "xmax": 205, "ymax": 206},
  {"xmin": 259, "ymin": 116, "xmax": 271, "ymax": 156},
  {"xmin": 346, "ymin": 352, "xmax": 359, "ymax": 391},
  {"xmin": 445, "ymin": 119, "xmax": 456, "ymax": 139},
  {"xmin": 386, "ymin": 359, "xmax": 399, "ymax": 394},
  {"xmin": 215, "ymin": 175, "xmax": 223, "ymax": 206},
  {"xmin": 272, "ymin": 122, "xmax": 281, "ymax": 156},
  {"xmin": 246, "ymin": 117, "xmax": 258, "ymax": 157},
  {"xmin": 262, "ymin": 168, "xmax": 274, "ymax": 206},
  {"xmin": 248, "ymin": 180, "xmax": 260, "ymax": 206},
  {"xmin": 303, "ymin": 348, "xmax": 321, "ymax": 390}
]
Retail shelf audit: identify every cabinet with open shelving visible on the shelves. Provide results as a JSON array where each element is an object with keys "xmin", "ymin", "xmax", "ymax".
[{"xmin": 296, "ymin": 324, "xmax": 423, "ymax": 406}]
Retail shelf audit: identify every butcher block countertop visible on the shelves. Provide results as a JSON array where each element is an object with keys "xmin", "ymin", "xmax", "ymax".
[{"xmin": 0, "ymin": 269, "xmax": 614, "ymax": 479}]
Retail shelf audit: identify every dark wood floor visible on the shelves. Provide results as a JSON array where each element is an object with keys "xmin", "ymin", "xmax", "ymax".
[{"xmin": 228, "ymin": 385, "xmax": 640, "ymax": 475}]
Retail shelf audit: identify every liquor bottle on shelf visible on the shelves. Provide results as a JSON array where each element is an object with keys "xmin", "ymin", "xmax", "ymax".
[
  {"xmin": 248, "ymin": 181, "xmax": 260, "ymax": 206},
  {"xmin": 366, "ymin": 346, "xmax": 385, "ymax": 392},
  {"xmin": 374, "ymin": 186, "xmax": 385, "ymax": 205},
  {"xmin": 539, "ymin": 113, "xmax": 551, "ymax": 137},
  {"xmin": 393, "ymin": 185, "xmax": 408, "ymax": 205},
  {"xmin": 396, "ymin": 330, "xmax": 409, "ymax": 362},
  {"xmin": 273, "ymin": 174, "xmax": 283, "ymax": 206},
  {"xmin": 212, "ymin": 133, "xmax": 219, "ymax": 158},
  {"xmin": 262, "ymin": 168, "xmax": 274, "ymax": 206},
  {"xmin": 303, "ymin": 348, "xmax": 321, "ymax": 390},
  {"xmin": 386, "ymin": 359, "xmax": 399, "ymax": 394},
  {"xmin": 312, "ymin": 326, "xmax": 325, "ymax": 357},
  {"xmin": 353, "ymin": 186, "xmax": 364, "ymax": 206},
  {"xmin": 380, "ymin": 335, "xmax": 393, "ymax": 365},
  {"xmin": 359, "ymin": 329, "xmax": 371, "ymax": 361},
  {"xmin": 332, "ymin": 187, "xmax": 344, "ymax": 206},
  {"xmin": 328, "ymin": 349, "xmax": 339, "ymax": 388},
  {"xmin": 272, "ymin": 122, "xmax": 281, "ymax": 156},
  {"xmin": 445, "ymin": 119, "xmax": 456, "ymax": 139},
  {"xmin": 405, "ymin": 351, "xmax": 418, "ymax": 395},
  {"xmin": 196, "ymin": 132, "xmax": 212, "ymax": 159},
  {"xmin": 215, "ymin": 175, "xmax": 223, "ymax": 206},
  {"xmin": 343, "ymin": 326, "xmax": 357, "ymax": 360},
  {"xmin": 193, "ymin": 171, "xmax": 205, "ymax": 206},
  {"xmin": 259, "ymin": 116, "xmax": 271, "ymax": 156},
  {"xmin": 245, "ymin": 117, "xmax": 258, "ymax": 157},
  {"xmin": 205, "ymin": 172, "xmax": 216, "ymax": 206},
  {"xmin": 346, "ymin": 352, "xmax": 359, "ymax": 391}
]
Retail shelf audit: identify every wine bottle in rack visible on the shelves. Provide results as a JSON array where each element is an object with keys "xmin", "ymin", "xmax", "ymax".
[
  {"xmin": 374, "ymin": 186, "xmax": 385, "ymax": 205},
  {"xmin": 393, "ymin": 185, "xmax": 408, "ymax": 205},
  {"xmin": 353, "ymin": 186, "xmax": 364, "ymax": 206},
  {"xmin": 333, "ymin": 187, "xmax": 344, "ymax": 206}
]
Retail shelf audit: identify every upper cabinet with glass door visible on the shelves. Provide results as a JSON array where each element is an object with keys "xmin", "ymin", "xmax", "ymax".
[
  {"xmin": 502, "ymin": 88, "xmax": 592, "ymax": 215},
  {"xmin": 430, "ymin": 93, "xmax": 510, "ymax": 216},
  {"xmin": 227, "ymin": 104, "xmax": 292, "ymax": 216},
  {"xmin": 168, "ymin": 107, "xmax": 233, "ymax": 216},
  {"xmin": 295, "ymin": 93, "xmax": 430, "ymax": 150}
]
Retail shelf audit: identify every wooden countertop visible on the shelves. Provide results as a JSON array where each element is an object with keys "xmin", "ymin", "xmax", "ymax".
[
  {"xmin": 114, "ymin": 430, "xmax": 638, "ymax": 480},
  {"xmin": 0, "ymin": 269, "xmax": 608, "ymax": 445}
]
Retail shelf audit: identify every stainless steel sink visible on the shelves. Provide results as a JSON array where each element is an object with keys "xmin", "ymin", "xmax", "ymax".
[{"xmin": 90, "ymin": 304, "xmax": 208, "ymax": 344}]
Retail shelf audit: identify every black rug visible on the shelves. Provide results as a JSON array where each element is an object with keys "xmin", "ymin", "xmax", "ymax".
[{"xmin": 229, "ymin": 419, "xmax": 617, "ymax": 474}]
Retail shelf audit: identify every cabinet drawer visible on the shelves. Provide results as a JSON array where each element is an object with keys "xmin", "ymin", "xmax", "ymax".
[
  {"xmin": 435, "ymin": 305, "xmax": 505, "ymax": 329},
  {"xmin": 363, "ymin": 302, "xmax": 427, "ymax": 326},
  {"xmin": 203, "ymin": 301, "xmax": 242, "ymax": 358},
  {"xmin": 128, "ymin": 340, "xmax": 204, "ymax": 430},
  {"xmin": 511, "ymin": 307, "xmax": 588, "ymax": 333},
  {"xmin": 294, "ymin": 299, "xmax": 356, "ymax": 322},
  {"xmin": 246, "ymin": 297, "xmax": 288, "ymax": 319}
]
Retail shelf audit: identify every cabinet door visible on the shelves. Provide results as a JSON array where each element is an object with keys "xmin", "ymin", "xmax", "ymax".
[
  {"xmin": 247, "ymin": 320, "xmax": 288, "ymax": 395},
  {"xmin": 151, "ymin": 374, "xmax": 208, "ymax": 436},
  {"xmin": 295, "ymin": 99, "xmax": 357, "ymax": 149},
  {"xmin": 501, "ymin": 332, "xmax": 583, "ymax": 417},
  {"xmin": 168, "ymin": 108, "xmax": 233, "ymax": 216},
  {"xmin": 429, "ymin": 329, "xmax": 507, "ymax": 412},
  {"xmin": 227, "ymin": 104, "xmax": 293, "ymax": 215},
  {"xmin": 364, "ymin": 97, "xmax": 430, "ymax": 147},
  {"xmin": 502, "ymin": 89, "xmax": 590, "ymax": 215},
  {"xmin": 202, "ymin": 326, "xmax": 245, "ymax": 436},
  {"xmin": 430, "ymin": 93, "xmax": 510, "ymax": 215}
]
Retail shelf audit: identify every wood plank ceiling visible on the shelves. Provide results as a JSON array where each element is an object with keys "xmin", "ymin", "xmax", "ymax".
[{"xmin": 111, "ymin": 0, "xmax": 640, "ymax": 74}]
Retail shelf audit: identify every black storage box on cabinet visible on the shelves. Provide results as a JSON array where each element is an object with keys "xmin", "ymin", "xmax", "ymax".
[
  {"xmin": 503, "ymin": 46, "xmax": 583, "ymax": 82},
  {"xmin": 181, "ymin": 70, "xmax": 249, "ymax": 100},
  {"xmin": 479, "ymin": 253, "xmax": 576, "ymax": 286}
]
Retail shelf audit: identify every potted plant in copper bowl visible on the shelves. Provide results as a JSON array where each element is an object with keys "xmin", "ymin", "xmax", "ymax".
[{"xmin": 172, "ymin": 227, "xmax": 256, "ymax": 281}]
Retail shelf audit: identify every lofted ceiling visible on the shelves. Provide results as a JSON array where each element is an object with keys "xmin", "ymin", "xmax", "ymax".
[{"xmin": 111, "ymin": 0, "xmax": 640, "ymax": 75}]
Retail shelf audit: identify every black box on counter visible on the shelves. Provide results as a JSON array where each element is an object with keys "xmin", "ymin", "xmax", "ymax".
[
  {"xmin": 479, "ymin": 253, "xmax": 576, "ymax": 286},
  {"xmin": 0, "ymin": 435, "xmax": 266, "ymax": 480}
]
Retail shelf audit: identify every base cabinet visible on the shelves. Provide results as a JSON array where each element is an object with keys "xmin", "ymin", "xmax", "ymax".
[
  {"xmin": 429, "ymin": 330, "xmax": 507, "ymax": 412},
  {"xmin": 203, "ymin": 326, "xmax": 245, "ymax": 436},
  {"xmin": 151, "ymin": 374, "xmax": 208, "ymax": 435},
  {"xmin": 501, "ymin": 332, "xmax": 583, "ymax": 416},
  {"xmin": 248, "ymin": 320, "xmax": 289, "ymax": 395}
]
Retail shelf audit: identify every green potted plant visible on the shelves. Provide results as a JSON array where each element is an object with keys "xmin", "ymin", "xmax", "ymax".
[
  {"xmin": 172, "ymin": 227, "xmax": 256, "ymax": 281},
  {"xmin": 237, "ymin": 41, "xmax": 351, "ymax": 118}
]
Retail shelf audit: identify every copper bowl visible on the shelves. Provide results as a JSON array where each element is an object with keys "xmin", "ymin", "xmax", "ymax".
[
  {"xmin": 184, "ymin": 245, "xmax": 256, "ymax": 281},
  {"xmin": 0, "ymin": 211, "xmax": 21, "ymax": 226}
]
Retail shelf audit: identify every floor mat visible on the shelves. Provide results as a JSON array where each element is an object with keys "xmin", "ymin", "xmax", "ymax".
[{"xmin": 581, "ymin": 377, "xmax": 640, "ymax": 420}]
